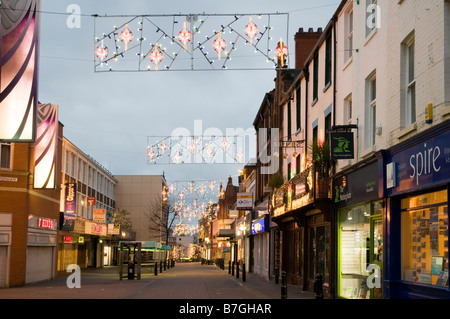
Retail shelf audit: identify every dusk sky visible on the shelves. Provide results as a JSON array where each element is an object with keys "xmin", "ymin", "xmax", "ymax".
[{"xmin": 38, "ymin": 0, "xmax": 341, "ymax": 188}]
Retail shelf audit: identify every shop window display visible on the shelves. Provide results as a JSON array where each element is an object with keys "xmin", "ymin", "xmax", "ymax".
[
  {"xmin": 338, "ymin": 201, "xmax": 383, "ymax": 299},
  {"xmin": 402, "ymin": 190, "xmax": 448, "ymax": 287}
]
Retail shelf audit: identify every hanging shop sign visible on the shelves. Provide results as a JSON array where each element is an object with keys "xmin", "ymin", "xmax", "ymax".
[
  {"xmin": 333, "ymin": 162, "xmax": 379, "ymax": 208},
  {"xmin": 330, "ymin": 132, "xmax": 355, "ymax": 160},
  {"xmin": 87, "ymin": 197, "xmax": 96, "ymax": 206},
  {"xmin": 386, "ymin": 128, "xmax": 450, "ymax": 196},
  {"xmin": 252, "ymin": 215, "xmax": 269, "ymax": 235},
  {"xmin": 237, "ymin": 193, "xmax": 253, "ymax": 210},
  {"xmin": 108, "ymin": 224, "xmax": 120, "ymax": 236},
  {"xmin": 65, "ymin": 183, "xmax": 77, "ymax": 214}
]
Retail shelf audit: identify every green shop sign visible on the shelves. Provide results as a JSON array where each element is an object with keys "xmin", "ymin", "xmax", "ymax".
[{"xmin": 330, "ymin": 132, "xmax": 355, "ymax": 160}]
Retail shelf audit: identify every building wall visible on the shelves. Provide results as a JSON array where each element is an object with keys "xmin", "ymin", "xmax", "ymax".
[{"xmin": 115, "ymin": 175, "xmax": 166, "ymax": 242}]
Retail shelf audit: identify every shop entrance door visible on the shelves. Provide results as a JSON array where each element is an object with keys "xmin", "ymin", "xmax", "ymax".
[{"xmin": 370, "ymin": 216, "xmax": 383, "ymax": 299}]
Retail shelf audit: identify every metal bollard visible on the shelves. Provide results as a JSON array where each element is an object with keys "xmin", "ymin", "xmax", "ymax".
[
  {"xmin": 228, "ymin": 261, "xmax": 231, "ymax": 274},
  {"xmin": 315, "ymin": 273, "xmax": 324, "ymax": 299},
  {"xmin": 154, "ymin": 262, "xmax": 158, "ymax": 276},
  {"xmin": 275, "ymin": 267, "xmax": 279, "ymax": 285},
  {"xmin": 232, "ymin": 261, "xmax": 235, "ymax": 276},
  {"xmin": 281, "ymin": 271, "xmax": 287, "ymax": 299},
  {"xmin": 242, "ymin": 263, "xmax": 246, "ymax": 282},
  {"xmin": 160, "ymin": 260, "xmax": 163, "ymax": 273},
  {"xmin": 236, "ymin": 261, "xmax": 240, "ymax": 279}
]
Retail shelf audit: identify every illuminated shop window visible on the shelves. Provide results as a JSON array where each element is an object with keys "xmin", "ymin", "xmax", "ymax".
[{"xmin": 401, "ymin": 190, "xmax": 448, "ymax": 287}]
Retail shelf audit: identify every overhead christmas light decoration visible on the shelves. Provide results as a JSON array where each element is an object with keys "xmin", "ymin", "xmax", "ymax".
[
  {"xmin": 150, "ymin": 43, "xmax": 163, "ymax": 70},
  {"xmin": 275, "ymin": 37, "xmax": 288, "ymax": 67},
  {"xmin": 213, "ymin": 32, "xmax": 226, "ymax": 60},
  {"xmin": 178, "ymin": 22, "xmax": 191, "ymax": 51},
  {"xmin": 95, "ymin": 42, "xmax": 108, "ymax": 61},
  {"xmin": 120, "ymin": 23, "xmax": 134, "ymax": 51},
  {"xmin": 245, "ymin": 16, "xmax": 258, "ymax": 44},
  {"xmin": 94, "ymin": 13, "xmax": 289, "ymax": 71}
]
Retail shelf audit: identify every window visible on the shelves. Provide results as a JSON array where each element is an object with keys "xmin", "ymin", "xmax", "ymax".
[
  {"xmin": 0, "ymin": 143, "xmax": 11, "ymax": 169},
  {"xmin": 401, "ymin": 190, "xmax": 448, "ymax": 287},
  {"xmin": 287, "ymin": 101, "xmax": 292, "ymax": 141},
  {"xmin": 296, "ymin": 86, "xmax": 301, "ymax": 132},
  {"xmin": 325, "ymin": 113, "xmax": 332, "ymax": 144},
  {"xmin": 345, "ymin": 8, "xmax": 354, "ymax": 61},
  {"xmin": 366, "ymin": 73, "xmax": 377, "ymax": 148},
  {"xmin": 325, "ymin": 35, "xmax": 332, "ymax": 87},
  {"xmin": 313, "ymin": 56, "xmax": 319, "ymax": 103},
  {"xmin": 344, "ymin": 94, "xmax": 353, "ymax": 124},
  {"xmin": 403, "ymin": 35, "xmax": 416, "ymax": 127}
]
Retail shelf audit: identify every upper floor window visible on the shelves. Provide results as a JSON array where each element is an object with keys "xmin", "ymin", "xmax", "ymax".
[
  {"xmin": 366, "ymin": 73, "xmax": 377, "ymax": 148},
  {"xmin": 325, "ymin": 35, "xmax": 332, "ymax": 88},
  {"xmin": 345, "ymin": 7, "xmax": 353, "ymax": 61},
  {"xmin": 313, "ymin": 56, "xmax": 319, "ymax": 103},
  {"xmin": 403, "ymin": 35, "xmax": 416, "ymax": 127},
  {"xmin": 296, "ymin": 86, "xmax": 301, "ymax": 132},
  {"xmin": 0, "ymin": 143, "xmax": 11, "ymax": 169}
]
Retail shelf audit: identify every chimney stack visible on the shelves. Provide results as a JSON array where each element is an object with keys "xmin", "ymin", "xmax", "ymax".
[{"xmin": 294, "ymin": 27, "xmax": 323, "ymax": 69}]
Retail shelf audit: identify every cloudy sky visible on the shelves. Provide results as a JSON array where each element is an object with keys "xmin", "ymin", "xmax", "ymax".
[{"xmin": 38, "ymin": 0, "xmax": 341, "ymax": 187}]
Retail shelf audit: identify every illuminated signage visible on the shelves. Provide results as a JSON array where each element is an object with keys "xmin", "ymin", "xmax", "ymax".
[
  {"xmin": 65, "ymin": 183, "xmax": 77, "ymax": 214},
  {"xmin": 38, "ymin": 218, "xmax": 54, "ymax": 229},
  {"xmin": 63, "ymin": 236, "xmax": 73, "ymax": 244},
  {"xmin": 252, "ymin": 216, "xmax": 268, "ymax": 235},
  {"xmin": 237, "ymin": 193, "xmax": 253, "ymax": 210}
]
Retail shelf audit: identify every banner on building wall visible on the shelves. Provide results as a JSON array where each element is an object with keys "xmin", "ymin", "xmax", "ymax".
[
  {"xmin": 60, "ymin": 212, "xmax": 75, "ymax": 231},
  {"xmin": 0, "ymin": 0, "xmax": 40, "ymax": 142},
  {"xmin": 33, "ymin": 104, "xmax": 58, "ymax": 189},
  {"xmin": 64, "ymin": 183, "xmax": 77, "ymax": 214},
  {"xmin": 330, "ymin": 132, "xmax": 355, "ymax": 160}
]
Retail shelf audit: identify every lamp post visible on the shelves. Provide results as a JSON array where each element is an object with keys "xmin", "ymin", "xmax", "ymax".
[{"xmin": 239, "ymin": 223, "xmax": 247, "ymax": 282}]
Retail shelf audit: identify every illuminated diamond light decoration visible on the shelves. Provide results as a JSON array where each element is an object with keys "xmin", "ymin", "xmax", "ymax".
[
  {"xmin": 275, "ymin": 37, "xmax": 288, "ymax": 67},
  {"xmin": 178, "ymin": 22, "xmax": 191, "ymax": 51},
  {"xmin": 96, "ymin": 43, "xmax": 108, "ymax": 61},
  {"xmin": 160, "ymin": 140, "xmax": 167, "ymax": 153},
  {"xmin": 245, "ymin": 16, "xmax": 258, "ymax": 44},
  {"xmin": 213, "ymin": 32, "xmax": 226, "ymax": 60},
  {"xmin": 150, "ymin": 43, "xmax": 163, "ymax": 70},
  {"xmin": 120, "ymin": 23, "xmax": 134, "ymax": 51}
]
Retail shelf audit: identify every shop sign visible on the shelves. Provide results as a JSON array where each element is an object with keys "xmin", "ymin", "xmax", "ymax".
[
  {"xmin": 237, "ymin": 193, "xmax": 253, "ymax": 210},
  {"xmin": 330, "ymin": 132, "xmax": 355, "ymax": 160},
  {"xmin": 87, "ymin": 197, "xmax": 96, "ymax": 206},
  {"xmin": 93, "ymin": 208, "xmax": 105, "ymax": 223},
  {"xmin": 63, "ymin": 236, "xmax": 73, "ymax": 244},
  {"xmin": 60, "ymin": 212, "xmax": 75, "ymax": 231},
  {"xmin": 387, "ymin": 129, "xmax": 450, "ymax": 195},
  {"xmin": 334, "ymin": 162, "xmax": 379, "ymax": 207},
  {"xmin": 65, "ymin": 183, "xmax": 77, "ymax": 214},
  {"xmin": 28, "ymin": 215, "xmax": 57, "ymax": 231},
  {"xmin": 108, "ymin": 224, "xmax": 120, "ymax": 235},
  {"xmin": 85, "ymin": 221, "xmax": 106, "ymax": 235},
  {"xmin": 73, "ymin": 218, "xmax": 85, "ymax": 233},
  {"xmin": 252, "ymin": 216, "xmax": 268, "ymax": 235}
]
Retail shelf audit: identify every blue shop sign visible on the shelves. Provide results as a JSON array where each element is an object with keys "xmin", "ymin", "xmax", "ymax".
[
  {"xmin": 252, "ymin": 216, "xmax": 268, "ymax": 235},
  {"xmin": 386, "ymin": 128, "xmax": 450, "ymax": 196}
]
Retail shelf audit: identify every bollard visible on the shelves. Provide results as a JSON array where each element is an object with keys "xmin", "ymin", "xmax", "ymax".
[
  {"xmin": 228, "ymin": 261, "xmax": 231, "ymax": 274},
  {"xmin": 160, "ymin": 260, "xmax": 163, "ymax": 273},
  {"xmin": 232, "ymin": 261, "xmax": 235, "ymax": 276},
  {"xmin": 315, "ymin": 273, "xmax": 324, "ymax": 299},
  {"xmin": 164, "ymin": 260, "xmax": 167, "ymax": 271},
  {"xmin": 154, "ymin": 262, "xmax": 158, "ymax": 276},
  {"xmin": 281, "ymin": 271, "xmax": 287, "ymax": 299},
  {"xmin": 236, "ymin": 261, "xmax": 240, "ymax": 279},
  {"xmin": 275, "ymin": 267, "xmax": 279, "ymax": 285},
  {"xmin": 242, "ymin": 263, "xmax": 246, "ymax": 282}
]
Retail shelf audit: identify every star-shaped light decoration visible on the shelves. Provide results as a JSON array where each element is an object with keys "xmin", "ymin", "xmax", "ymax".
[
  {"xmin": 245, "ymin": 17, "xmax": 258, "ymax": 44},
  {"xmin": 160, "ymin": 140, "xmax": 167, "ymax": 154},
  {"xmin": 178, "ymin": 22, "xmax": 191, "ymax": 51},
  {"xmin": 275, "ymin": 38, "xmax": 288, "ymax": 67},
  {"xmin": 150, "ymin": 43, "xmax": 163, "ymax": 70},
  {"xmin": 120, "ymin": 23, "xmax": 134, "ymax": 51},
  {"xmin": 213, "ymin": 32, "xmax": 226, "ymax": 60}
]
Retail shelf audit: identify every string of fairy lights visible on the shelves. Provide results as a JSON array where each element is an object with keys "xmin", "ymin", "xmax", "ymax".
[
  {"xmin": 93, "ymin": 13, "xmax": 290, "ymax": 71},
  {"xmin": 165, "ymin": 179, "xmax": 226, "ymax": 236}
]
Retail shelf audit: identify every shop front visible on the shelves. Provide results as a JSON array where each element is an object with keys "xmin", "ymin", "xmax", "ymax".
[
  {"xmin": 252, "ymin": 213, "xmax": 270, "ymax": 279},
  {"xmin": 271, "ymin": 167, "xmax": 333, "ymax": 296},
  {"xmin": 384, "ymin": 121, "xmax": 450, "ymax": 299},
  {"xmin": 333, "ymin": 159, "xmax": 384, "ymax": 299}
]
